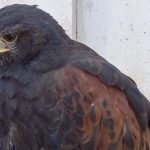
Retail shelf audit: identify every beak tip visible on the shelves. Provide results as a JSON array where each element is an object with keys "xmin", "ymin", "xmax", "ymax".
[{"xmin": 0, "ymin": 48, "xmax": 10, "ymax": 53}]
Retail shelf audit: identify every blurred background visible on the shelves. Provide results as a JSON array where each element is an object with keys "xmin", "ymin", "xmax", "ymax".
[{"xmin": 0, "ymin": 0, "xmax": 150, "ymax": 100}]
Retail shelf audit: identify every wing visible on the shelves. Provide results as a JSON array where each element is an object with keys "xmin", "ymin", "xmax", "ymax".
[
  {"xmin": 69, "ymin": 42, "xmax": 149, "ymax": 131},
  {"xmin": 71, "ymin": 57, "xmax": 149, "ymax": 130},
  {"xmin": 56, "ymin": 43, "xmax": 150, "ymax": 149},
  {"xmin": 58, "ymin": 64, "xmax": 150, "ymax": 150}
]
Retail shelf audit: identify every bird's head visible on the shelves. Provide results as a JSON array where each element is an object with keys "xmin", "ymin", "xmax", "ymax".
[{"xmin": 0, "ymin": 4, "xmax": 69, "ymax": 67}]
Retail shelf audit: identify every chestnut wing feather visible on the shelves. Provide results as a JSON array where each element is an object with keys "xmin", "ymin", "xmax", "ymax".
[
  {"xmin": 71, "ymin": 56, "xmax": 149, "ymax": 131},
  {"xmin": 58, "ymin": 64, "xmax": 150, "ymax": 149}
]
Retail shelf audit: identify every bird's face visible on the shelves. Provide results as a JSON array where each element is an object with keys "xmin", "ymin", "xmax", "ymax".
[
  {"xmin": 0, "ymin": 32, "xmax": 17, "ymax": 53},
  {"xmin": 0, "ymin": 5, "xmax": 48, "ymax": 67},
  {"xmin": 0, "ymin": 4, "xmax": 68, "ymax": 67},
  {"xmin": 0, "ymin": 21, "xmax": 40, "ymax": 66},
  {"xmin": 0, "ymin": 25, "xmax": 21, "ymax": 66}
]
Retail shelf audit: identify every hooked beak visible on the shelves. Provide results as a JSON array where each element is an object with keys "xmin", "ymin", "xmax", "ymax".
[{"xmin": 0, "ymin": 39, "xmax": 10, "ymax": 53}]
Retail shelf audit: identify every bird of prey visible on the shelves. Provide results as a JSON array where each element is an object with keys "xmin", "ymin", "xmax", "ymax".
[{"xmin": 0, "ymin": 4, "xmax": 149, "ymax": 150}]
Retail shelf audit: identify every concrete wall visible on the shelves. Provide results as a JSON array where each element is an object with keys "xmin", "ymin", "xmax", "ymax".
[{"xmin": 0, "ymin": 0, "xmax": 149, "ymax": 100}]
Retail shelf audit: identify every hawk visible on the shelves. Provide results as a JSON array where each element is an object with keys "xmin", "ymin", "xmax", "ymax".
[{"xmin": 0, "ymin": 4, "xmax": 149, "ymax": 150}]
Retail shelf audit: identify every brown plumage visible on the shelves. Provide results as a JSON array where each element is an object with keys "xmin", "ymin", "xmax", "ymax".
[
  {"xmin": 58, "ymin": 64, "xmax": 150, "ymax": 150},
  {"xmin": 0, "ymin": 4, "xmax": 149, "ymax": 150}
]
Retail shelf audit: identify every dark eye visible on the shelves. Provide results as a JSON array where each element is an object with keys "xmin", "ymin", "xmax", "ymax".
[{"xmin": 2, "ymin": 34, "xmax": 17, "ymax": 43}]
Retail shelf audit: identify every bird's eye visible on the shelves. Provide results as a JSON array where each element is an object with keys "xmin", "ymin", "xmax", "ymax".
[{"xmin": 2, "ymin": 34, "xmax": 17, "ymax": 43}]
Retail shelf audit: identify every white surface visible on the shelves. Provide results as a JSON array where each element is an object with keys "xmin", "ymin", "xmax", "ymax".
[
  {"xmin": 77, "ymin": 0, "xmax": 150, "ymax": 100},
  {"xmin": 0, "ymin": 0, "xmax": 73, "ymax": 37}
]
